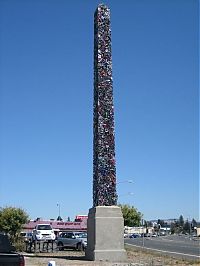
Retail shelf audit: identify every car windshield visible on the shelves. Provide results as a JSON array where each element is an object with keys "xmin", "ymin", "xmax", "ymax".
[{"xmin": 37, "ymin": 225, "xmax": 52, "ymax": 230}]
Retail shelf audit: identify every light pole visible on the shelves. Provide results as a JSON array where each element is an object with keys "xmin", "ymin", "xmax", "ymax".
[
  {"xmin": 57, "ymin": 203, "xmax": 60, "ymax": 218},
  {"xmin": 117, "ymin": 180, "xmax": 133, "ymax": 185},
  {"xmin": 117, "ymin": 178, "xmax": 134, "ymax": 204},
  {"xmin": 117, "ymin": 180, "xmax": 133, "ymax": 198},
  {"xmin": 141, "ymin": 219, "xmax": 145, "ymax": 248},
  {"xmin": 118, "ymin": 192, "xmax": 134, "ymax": 198}
]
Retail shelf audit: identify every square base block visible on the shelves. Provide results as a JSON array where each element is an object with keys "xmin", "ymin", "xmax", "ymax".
[{"xmin": 86, "ymin": 206, "xmax": 127, "ymax": 261}]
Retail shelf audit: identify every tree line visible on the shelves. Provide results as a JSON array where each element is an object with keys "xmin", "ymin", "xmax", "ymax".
[{"xmin": 170, "ymin": 215, "xmax": 197, "ymax": 234}]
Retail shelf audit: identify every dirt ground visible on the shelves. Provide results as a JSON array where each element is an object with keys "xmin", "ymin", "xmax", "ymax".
[{"xmin": 24, "ymin": 245, "xmax": 200, "ymax": 266}]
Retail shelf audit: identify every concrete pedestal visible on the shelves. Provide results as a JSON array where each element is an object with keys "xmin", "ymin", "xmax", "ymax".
[{"xmin": 86, "ymin": 206, "xmax": 127, "ymax": 261}]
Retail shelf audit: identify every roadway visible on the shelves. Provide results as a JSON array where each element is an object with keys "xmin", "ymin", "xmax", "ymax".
[{"xmin": 125, "ymin": 235, "xmax": 200, "ymax": 261}]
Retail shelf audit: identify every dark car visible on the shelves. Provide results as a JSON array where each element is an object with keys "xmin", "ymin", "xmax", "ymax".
[
  {"xmin": 0, "ymin": 233, "xmax": 25, "ymax": 266},
  {"xmin": 129, "ymin": 233, "xmax": 140, "ymax": 238},
  {"xmin": 141, "ymin": 233, "xmax": 148, "ymax": 237}
]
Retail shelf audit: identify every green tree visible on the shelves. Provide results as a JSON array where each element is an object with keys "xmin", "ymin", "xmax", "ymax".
[
  {"xmin": 146, "ymin": 220, "xmax": 153, "ymax": 227},
  {"xmin": 149, "ymin": 221, "xmax": 153, "ymax": 227},
  {"xmin": 0, "ymin": 207, "xmax": 29, "ymax": 243},
  {"xmin": 191, "ymin": 218, "xmax": 197, "ymax": 229},
  {"xmin": 57, "ymin": 215, "xmax": 62, "ymax": 221},
  {"xmin": 157, "ymin": 219, "xmax": 165, "ymax": 227},
  {"xmin": 154, "ymin": 223, "xmax": 160, "ymax": 233},
  {"xmin": 118, "ymin": 204, "xmax": 142, "ymax": 226},
  {"xmin": 179, "ymin": 215, "xmax": 184, "ymax": 227},
  {"xmin": 183, "ymin": 220, "xmax": 190, "ymax": 234},
  {"xmin": 170, "ymin": 222, "xmax": 176, "ymax": 234},
  {"xmin": 171, "ymin": 220, "xmax": 181, "ymax": 234}
]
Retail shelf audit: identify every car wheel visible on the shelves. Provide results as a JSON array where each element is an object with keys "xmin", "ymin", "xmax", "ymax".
[
  {"xmin": 57, "ymin": 242, "xmax": 64, "ymax": 251},
  {"xmin": 77, "ymin": 242, "xmax": 83, "ymax": 251}
]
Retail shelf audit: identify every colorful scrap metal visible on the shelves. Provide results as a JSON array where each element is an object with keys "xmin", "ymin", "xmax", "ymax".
[{"xmin": 93, "ymin": 4, "xmax": 117, "ymax": 206}]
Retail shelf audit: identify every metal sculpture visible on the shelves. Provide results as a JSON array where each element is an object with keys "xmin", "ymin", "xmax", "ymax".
[{"xmin": 93, "ymin": 4, "xmax": 117, "ymax": 206}]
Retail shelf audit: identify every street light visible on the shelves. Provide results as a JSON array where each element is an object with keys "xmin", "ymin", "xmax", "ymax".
[
  {"xmin": 57, "ymin": 203, "xmax": 63, "ymax": 221},
  {"xmin": 117, "ymin": 180, "xmax": 133, "ymax": 185},
  {"xmin": 118, "ymin": 192, "xmax": 134, "ymax": 197},
  {"xmin": 117, "ymin": 179, "xmax": 134, "ymax": 202},
  {"xmin": 57, "ymin": 203, "xmax": 60, "ymax": 217}
]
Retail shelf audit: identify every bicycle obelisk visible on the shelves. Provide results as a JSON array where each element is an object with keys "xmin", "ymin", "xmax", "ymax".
[{"xmin": 86, "ymin": 4, "xmax": 126, "ymax": 261}]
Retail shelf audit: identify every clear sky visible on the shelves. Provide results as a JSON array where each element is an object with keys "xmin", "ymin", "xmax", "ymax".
[{"xmin": 0, "ymin": 0, "xmax": 199, "ymax": 222}]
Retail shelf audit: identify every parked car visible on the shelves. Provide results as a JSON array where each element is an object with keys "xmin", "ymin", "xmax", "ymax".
[
  {"xmin": 20, "ymin": 232, "xmax": 33, "ymax": 242},
  {"xmin": 159, "ymin": 232, "xmax": 166, "ymax": 236},
  {"xmin": 32, "ymin": 224, "xmax": 56, "ymax": 241},
  {"xmin": 56, "ymin": 231, "xmax": 87, "ymax": 251},
  {"xmin": 0, "ymin": 233, "xmax": 25, "ymax": 266},
  {"xmin": 129, "ymin": 233, "xmax": 141, "ymax": 238}
]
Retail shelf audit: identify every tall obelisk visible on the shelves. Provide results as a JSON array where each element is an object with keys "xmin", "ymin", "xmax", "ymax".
[
  {"xmin": 93, "ymin": 3, "xmax": 117, "ymax": 207},
  {"xmin": 86, "ymin": 4, "xmax": 126, "ymax": 261}
]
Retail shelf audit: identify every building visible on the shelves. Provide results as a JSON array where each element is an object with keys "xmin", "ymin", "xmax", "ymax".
[{"xmin": 23, "ymin": 217, "xmax": 87, "ymax": 233}]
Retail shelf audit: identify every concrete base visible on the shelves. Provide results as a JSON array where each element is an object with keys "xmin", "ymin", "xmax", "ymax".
[{"xmin": 86, "ymin": 206, "xmax": 127, "ymax": 262}]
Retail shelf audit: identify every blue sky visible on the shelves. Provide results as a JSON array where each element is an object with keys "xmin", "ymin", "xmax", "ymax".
[{"xmin": 0, "ymin": 0, "xmax": 198, "ymax": 222}]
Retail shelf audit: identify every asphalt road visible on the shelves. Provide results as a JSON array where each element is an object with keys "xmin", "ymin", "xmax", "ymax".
[{"xmin": 125, "ymin": 235, "xmax": 200, "ymax": 261}]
